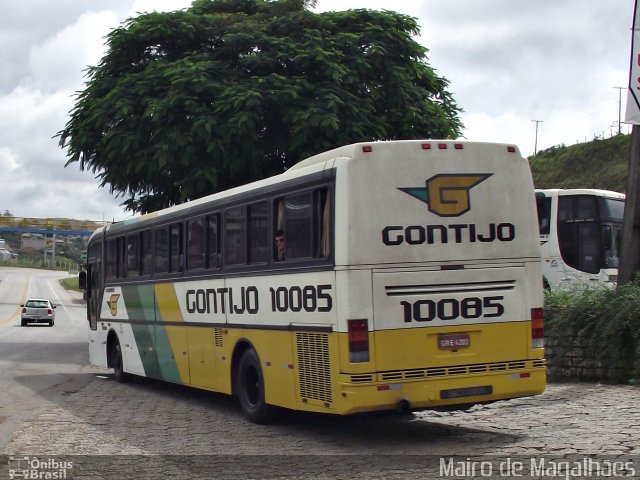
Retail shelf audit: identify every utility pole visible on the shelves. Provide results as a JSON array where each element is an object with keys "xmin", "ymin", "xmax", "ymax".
[
  {"xmin": 531, "ymin": 120, "xmax": 543, "ymax": 156},
  {"xmin": 614, "ymin": 86, "xmax": 626, "ymax": 135},
  {"xmin": 620, "ymin": 125, "xmax": 640, "ymax": 285}
]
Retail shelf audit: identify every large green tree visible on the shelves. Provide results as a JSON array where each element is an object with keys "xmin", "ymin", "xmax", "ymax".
[{"xmin": 58, "ymin": 0, "xmax": 462, "ymax": 213}]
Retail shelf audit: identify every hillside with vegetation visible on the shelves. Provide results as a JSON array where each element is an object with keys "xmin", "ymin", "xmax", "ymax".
[{"xmin": 529, "ymin": 133, "xmax": 630, "ymax": 192}]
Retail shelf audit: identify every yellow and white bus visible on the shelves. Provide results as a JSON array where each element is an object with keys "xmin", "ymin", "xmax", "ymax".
[
  {"xmin": 535, "ymin": 188, "xmax": 625, "ymax": 291},
  {"xmin": 81, "ymin": 140, "xmax": 546, "ymax": 423}
]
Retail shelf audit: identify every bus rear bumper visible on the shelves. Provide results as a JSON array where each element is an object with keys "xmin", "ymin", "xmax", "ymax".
[{"xmin": 332, "ymin": 368, "xmax": 546, "ymax": 415}]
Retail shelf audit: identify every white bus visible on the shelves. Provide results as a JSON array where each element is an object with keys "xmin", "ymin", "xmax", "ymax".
[
  {"xmin": 535, "ymin": 188, "xmax": 625, "ymax": 290},
  {"xmin": 81, "ymin": 140, "xmax": 546, "ymax": 423}
]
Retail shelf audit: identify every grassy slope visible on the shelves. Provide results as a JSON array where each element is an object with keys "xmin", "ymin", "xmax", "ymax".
[{"xmin": 528, "ymin": 134, "xmax": 630, "ymax": 192}]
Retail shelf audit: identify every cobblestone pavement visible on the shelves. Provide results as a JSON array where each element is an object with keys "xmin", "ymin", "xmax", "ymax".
[{"xmin": 0, "ymin": 372, "xmax": 638, "ymax": 479}]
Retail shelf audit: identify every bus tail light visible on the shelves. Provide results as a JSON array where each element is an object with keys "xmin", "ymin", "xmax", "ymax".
[
  {"xmin": 531, "ymin": 308, "xmax": 544, "ymax": 348},
  {"xmin": 348, "ymin": 319, "xmax": 370, "ymax": 362}
]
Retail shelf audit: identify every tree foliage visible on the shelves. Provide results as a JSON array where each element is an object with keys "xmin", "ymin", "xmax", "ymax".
[{"xmin": 58, "ymin": 0, "xmax": 462, "ymax": 213}]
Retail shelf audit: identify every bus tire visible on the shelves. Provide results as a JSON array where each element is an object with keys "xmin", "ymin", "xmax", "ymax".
[
  {"xmin": 237, "ymin": 348, "xmax": 271, "ymax": 424},
  {"xmin": 109, "ymin": 337, "xmax": 128, "ymax": 383}
]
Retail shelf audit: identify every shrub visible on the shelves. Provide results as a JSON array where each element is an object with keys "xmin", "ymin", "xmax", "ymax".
[{"xmin": 544, "ymin": 280, "xmax": 640, "ymax": 383}]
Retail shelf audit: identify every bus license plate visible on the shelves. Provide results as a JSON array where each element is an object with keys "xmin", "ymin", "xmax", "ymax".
[
  {"xmin": 440, "ymin": 385, "xmax": 493, "ymax": 400},
  {"xmin": 438, "ymin": 333, "xmax": 470, "ymax": 350}
]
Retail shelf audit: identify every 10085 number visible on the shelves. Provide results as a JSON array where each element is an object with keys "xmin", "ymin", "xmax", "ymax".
[
  {"xmin": 401, "ymin": 296, "xmax": 504, "ymax": 323},
  {"xmin": 270, "ymin": 285, "xmax": 332, "ymax": 313}
]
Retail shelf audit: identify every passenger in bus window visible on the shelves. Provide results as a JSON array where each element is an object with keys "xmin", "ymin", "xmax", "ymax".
[{"xmin": 275, "ymin": 229, "xmax": 285, "ymax": 261}]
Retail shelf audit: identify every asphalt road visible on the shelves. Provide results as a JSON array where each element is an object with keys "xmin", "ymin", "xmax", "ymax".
[{"xmin": 0, "ymin": 267, "xmax": 90, "ymax": 450}]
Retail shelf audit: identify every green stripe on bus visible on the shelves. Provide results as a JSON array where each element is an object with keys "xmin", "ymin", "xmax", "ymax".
[
  {"xmin": 121, "ymin": 284, "xmax": 155, "ymax": 321},
  {"xmin": 154, "ymin": 283, "xmax": 188, "ymax": 383},
  {"xmin": 153, "ymin": 324, "xmax": 183, "ymax": 383},
  {"xmin": 131, "ymin": 322, "xmax": 162, "ymax": 378}
]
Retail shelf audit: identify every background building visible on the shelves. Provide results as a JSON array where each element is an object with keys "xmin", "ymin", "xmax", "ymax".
[{"xmin": 0, "ymin": 238, "xmax": 12, "ymax": 261}]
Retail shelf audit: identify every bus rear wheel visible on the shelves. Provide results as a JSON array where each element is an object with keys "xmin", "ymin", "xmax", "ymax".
[{"xmin": 237, "ymin": 349, "xmax": 271, "ymax": 424}]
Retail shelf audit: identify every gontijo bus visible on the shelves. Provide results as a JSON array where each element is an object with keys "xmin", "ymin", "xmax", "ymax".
[{"xmin": 80, "ymin": 140, "xmax": 546, "ymax": 423}]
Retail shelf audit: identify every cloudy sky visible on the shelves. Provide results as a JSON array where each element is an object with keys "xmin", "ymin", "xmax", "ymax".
[{"xmin": 0, "ymin": 0, "xmax": 635, "ymax": 221}]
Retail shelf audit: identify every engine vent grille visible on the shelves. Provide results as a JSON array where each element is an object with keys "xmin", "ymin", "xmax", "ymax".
[
  {"xmin": 379, "ymin": 359, "xmax": 544, "ymax": 382},
  {"xmin": 350, "ymin": 374, "xmax": 374, "ymax": 383},
  {"xmin": 532, "ymin": 359, "xmax": 546, "ymax": 368},
  {"xmin": 296, "ymin": 332, "xmax": 332, "ymax": 404},
  {"xmin": 213, "ymin": 328, "xmax": 224, "ymax": 348}
]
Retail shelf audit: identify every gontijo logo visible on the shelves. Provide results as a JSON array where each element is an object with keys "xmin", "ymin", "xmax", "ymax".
[
  {"xmin": 383, "ymin": 172, "xmax": 516, "ymax": 246},
  {"xmin": 107, "ymin": 294, "xmax": 120, "ymax": 316},
  {"xmin": 399, "ymin": 174, "xmax": 492, "ymax": 217}
]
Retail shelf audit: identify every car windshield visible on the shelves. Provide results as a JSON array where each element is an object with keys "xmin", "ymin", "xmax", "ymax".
[{"xmin": 25, "ymin": 301, "xmax": 49, "ymax": 308}]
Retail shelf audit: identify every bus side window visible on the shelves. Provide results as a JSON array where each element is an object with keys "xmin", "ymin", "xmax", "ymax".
[
  {"xmin": 116, "ymin": 237, "xmax": 126, "ymax": 278},
  {"xmin": 106, "ymin": 239, "xmax": 117, "ymax": 279},
  {"xmin": 126, "ymin": 234, "xmax": 139, "ymax": 277},
  {"xmin": 558, "ymin": 197, "xmax": 571, "ymax": 222},
  {"xmin": 225, "ymin": 207, "xmax": 247, "ymax": 265},
  {"xmin": 274, "ymin": 188, "xmax": 330, "ymax": 262},
  {"xmin": 284, "ymin": 192, "xmax": 313, "ymax": 260},
  {"xmin": 206, "ymin": 214, "xmax": 219, "ymax": 269},
  {"xmin": 141, "ymin": 230, "xmax": 153, "ymax": 275},
  {"xmin": 248, "ymin": 202, "xmax": 268, "ymax": 264},
  {"xmin": 187, "ymin": 218, "xmax": 205, "ymax": 270},
  {"xmin": 154, "ymin": 227, "xmax": 169, "ymax": 274},
  {"xmin": 170, "ymin": 223, "xmax": 183, "ymax": 273},
  {"xmin": 536, "ymin": 197, "xmax": 551, "ymax": 235},
  {"xmin": 319, "ymin": 188, "xmax": 331, "ymax": 258}
]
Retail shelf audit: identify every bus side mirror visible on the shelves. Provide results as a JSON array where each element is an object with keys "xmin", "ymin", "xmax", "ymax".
[{"xmin": 79, "ymin": 271, "xmax": 87, "ymax": 290}]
